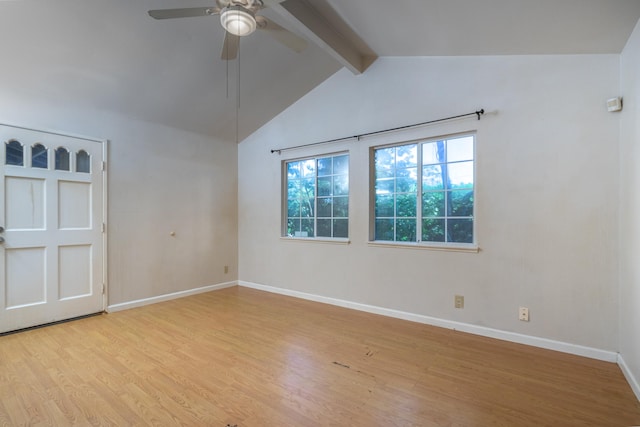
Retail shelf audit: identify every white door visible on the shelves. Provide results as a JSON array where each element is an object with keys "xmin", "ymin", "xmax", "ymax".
[{"xmin": 0, "ymin": 125, "xmax": 105, "ymax": 333}]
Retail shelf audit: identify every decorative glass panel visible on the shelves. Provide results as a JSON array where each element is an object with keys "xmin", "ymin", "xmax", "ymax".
[
  {"xmin": 55, "ymin": 147, "xmax": 70, "ymax": 171},
  {"xmin": 31, "ymin": 143, "xmax": 48, "ymax": 169},
  {"xmin": 5, "ymin": 140, "xmax": 24, "ymax": 166},
  {"xmin": 76, "ymin": 150, "xmax": 90, "ymax": 173}
]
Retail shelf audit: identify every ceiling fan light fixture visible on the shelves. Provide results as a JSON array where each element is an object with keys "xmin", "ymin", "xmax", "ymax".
[{"xmin": 220, "ymin": 6, "xmax": 257, "ymax": 37}]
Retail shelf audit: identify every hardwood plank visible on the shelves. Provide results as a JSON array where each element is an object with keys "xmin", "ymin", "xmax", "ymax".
[{"xmin": 0, "ymin": 286, "xmax": 638, "ymax": 426}]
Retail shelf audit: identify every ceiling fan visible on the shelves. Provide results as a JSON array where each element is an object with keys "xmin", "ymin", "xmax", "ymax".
[{"xmin": 148, "ymin": 0, "xmax": 307, "ymax": 60}]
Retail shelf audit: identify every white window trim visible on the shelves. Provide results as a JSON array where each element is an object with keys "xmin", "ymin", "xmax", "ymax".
[
  {"xmin": 369, "ymin": 131, "xmax": 477, "ymax": 248},
  {"xmin": 368, "ymin": 240, "xmax": 478, "ymax": 253},
  {"xmin": 282, "ymin": 151, "xmax": 350, "ymax": 240},
  {"xmin": 280, "ymin": 236, "xmax": 351, "ymax": 245}
]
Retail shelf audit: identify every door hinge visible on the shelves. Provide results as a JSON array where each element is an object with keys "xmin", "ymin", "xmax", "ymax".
[
  {"xmin": 101, "ymin": 223, "xmax": 106, "ymax": 233},
  {"xmin": 102, "ymin": 284, "xmax": 106, "ymax": 295},
  {"xmin": 101, "ymin": 161, "xmax": 106, "ymax": 171}
]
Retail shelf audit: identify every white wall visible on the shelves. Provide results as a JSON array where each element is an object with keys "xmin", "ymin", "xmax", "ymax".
[
  {"xmin": 0, "ymin": 89, "xmax": 238, "ymax": 306},
  {"xmin": 239, "ymin": 55, "xmax": 621, "ymax": 352},
  {"xmin": 620, "ymin": 19, "xmax": 640, "ymax": 398}
]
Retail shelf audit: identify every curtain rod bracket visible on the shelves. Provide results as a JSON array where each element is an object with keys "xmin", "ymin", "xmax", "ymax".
[{"xmin": 476, "ymin": 109, "xmax": 485, "ymax": 120}]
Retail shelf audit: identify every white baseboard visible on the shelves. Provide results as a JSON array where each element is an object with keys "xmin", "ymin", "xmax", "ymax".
[
  {"xmin": 106, "ymin": 281, "xmax": 237, "ymax": 313},
  {"xmin": 239, "ymin": 281, "xmax": 618, "ymax": 363},
  {"xmin": 618, "ymin": 354, "xmax": 640, "ymax": 402}
]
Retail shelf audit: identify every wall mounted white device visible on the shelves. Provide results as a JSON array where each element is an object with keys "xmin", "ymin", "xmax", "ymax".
[{"xmin": 607, "ymin": 97, "xmax": 623, "ymax": 112}]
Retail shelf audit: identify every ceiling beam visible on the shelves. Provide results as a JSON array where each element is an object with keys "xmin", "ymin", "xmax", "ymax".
[{"xmin": 263, "ymin": 0, "xmax": 377, "ymax": 75}]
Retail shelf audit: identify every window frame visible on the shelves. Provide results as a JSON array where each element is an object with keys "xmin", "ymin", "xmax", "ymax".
[
  {"xmin": 281, "ymin": 151, "xmax": 350, "ymax": 242},
  {"xmin": 369, "ymin": 132, "xmax": 477, "ymax": 252}
]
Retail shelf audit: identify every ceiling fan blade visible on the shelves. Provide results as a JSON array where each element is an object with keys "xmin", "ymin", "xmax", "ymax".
[
  {"xmin": 148, "ymin": 7, "xmax": 220, "ymax": 20},
  {"xmin": 221, "ymin": 32, "xmax": 240, "ymax": 60},
  {"xmin": 256, "ymin": 16, "xmax": 307, "ymax": 53}
]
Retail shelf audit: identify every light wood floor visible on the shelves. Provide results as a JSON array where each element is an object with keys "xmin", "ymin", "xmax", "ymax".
[{"xmin": 1, "ymin": 286, "xmax": 639, "ymax": 426}]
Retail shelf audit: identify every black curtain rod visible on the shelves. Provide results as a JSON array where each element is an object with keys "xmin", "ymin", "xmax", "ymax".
[{"xmin": 270, "ymin": 109, "xmax": 485, "ymax": 154}]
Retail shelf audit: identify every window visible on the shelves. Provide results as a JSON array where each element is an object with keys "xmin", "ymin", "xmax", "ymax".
[
  {"xmin": 5, "ymin": 140, "xmax": 24, "ymax": 166},
  {"xmin": 76, "ymin": 150, "xmax": 90, "ymax": 173},
  {"xmin": 32, "ymin": 143, "xmax": 48, "ymax": 169},
  {"xmin": 373, "ymin": 134, "xmax": 475, "ymax": 245},
  {"xmin": 285, "ymin": 153, "xmax": 349, "ymax": 239},
  {"xmin": 55, "ymin": 147, "xmax": 70, "ymax": 171}
]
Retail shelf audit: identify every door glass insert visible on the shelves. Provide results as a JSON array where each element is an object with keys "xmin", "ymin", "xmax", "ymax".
[
  {"xmin": 55, "ymin": 147, "xmax": 70, "ymax": 171},
  {"xmin": 76, "ymin": 150, "xmax": 90, "ymax": 173},
  {"xmin": 5, "ymin": 140, "xmax": 24, "ymax": 166},
  {"xmin": 32, "ymin": 143, "xmax": 48, "ymax": 169}
]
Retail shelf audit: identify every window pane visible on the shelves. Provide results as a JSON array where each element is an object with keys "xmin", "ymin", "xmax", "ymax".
[
  {"xmin": 333, "ymin": 219, "xmax": 348, "ymax": 238},
  {"xmin": 55, "ymin": 147, "xmax": 70, "ymax": 171},
  {"xmin": 287, "ymin": 198, "xmax": 300, "ymax": 217},
  {"xmin": 301, "ymin": 159, "xmax": 315, "ymax": 177},
  {"xmin": 376, "ymin": 177, "xmax": 395, "ymax": 195},
  {"xmin": 375, "ymin": 219, "xmax": 394, "ymax": 241},
  {"xmin": 375, "ymin": 194, "xmax": 394, "ymax": 217},
  {"xmin": 450, "ymin": 190, "xmax": 474, "ymax": 216},
  {"xmin": 317, "ymin": 219, "xmax": 331, "ymax": 237},
  {"xmin": 76, "ymin": 150, "xmax": 90, "ymax": 173},
  {"xmin": 422, "ymin": 165, "xmax": 444, "ymax": 190},
  {"xmin": 448, "ymin": 218, "xmax": 473, "ymax": 243},
  {"xmin": 333, "ymin": 175, "xmax": 348, "ymax": 196},
  {"xmin": 5, "ymin": 140, "xmax": 23, "ymax": 166},
  {"xmin": 423, "ymin": 219, "xmax": 445, "ymax": 242},
  {"xmin": 301, "ymin": 178, "xmax": 315, "ymax": 198},
  {"xmin": 32, "ymin": 144, "xmax": 48, "ymax": 169},
  {"xmin": 375, "ymin": 147, "xmax": 395, "ymax": 178},
  {"xmin": 448, "ymin": 161, "xmax": 473, "ymax": 188},
  {"xmin": 300, "ymin": 219, "xmax": 314, "ymax": 237},
  {"xmin": 317, "ymin": 197, "xmax": 332, "ymax": 217},
  {"xmin": 288, "ymin": 161, "xmax": 301, "ymax": 179},
  {"xmin": 396, "ymin": 167, "xmax": 417, "ymax": 193},
  {"xmin": 300, "ymin": 197, "xmax": 314, "ymax": 217},
  {"xmin": 447, "ymin": 136, "xmax": 474, "ymax": 162},
  {"xmin": 396, "ymin": 194, "xmax": 416, "ymax": 218},
  {"xmin": 334, "ymin": 155, "xmax": 348, "ymax": 175},
  {"xmin": 287, "ymin": 218, "xmax": 298, "ymax": 237},
  {"xmin": 317, "ymin": 157, "xmax": 332, "ymax": 176},
  {"xmin": 288, "ymin": 180, "xmax": 301, "ymax": 201},
  {"xmin": 318, "ymin": 177, "xmax": 332, "ymax": 196},
  {"xmin": 334, "ymin": 196, "xmax": 348, "ymax": 217},
  {"xmin": 396, "ymin": 144, "xmax": 417, "ymax": 169},
  {"xmin": 423, "ymin": 141, "xmax": 445, "ymax": 165},
  {"xmin": 423, "ymin": 192, "xmax": 445, "ymax": 217},
  {"xmin": 396, "ymin": 219, "xmax": 417, "ymax": 242}
]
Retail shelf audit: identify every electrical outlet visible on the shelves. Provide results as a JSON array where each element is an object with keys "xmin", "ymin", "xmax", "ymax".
[
  {"xmin": 519, "ymin": 307, "xmax": 529, "ymax": 322},
  {"xmin": 454, "ymin": 295, "xmax": 464, "ymax": 309},
  {"xmin": 224, "ymin": 265, "xmax": 229, "ymax": 274}
]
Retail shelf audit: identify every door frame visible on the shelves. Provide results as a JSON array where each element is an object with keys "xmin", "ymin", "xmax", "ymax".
[{"xmin": 0, "ymin": 121, "xmax": 108, "ymax": 311}]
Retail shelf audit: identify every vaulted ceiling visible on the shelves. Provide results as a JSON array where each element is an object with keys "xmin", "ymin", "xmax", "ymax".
[{"xmin": 2, "ymin": 0, "xmax": 640, "ymax": 142}]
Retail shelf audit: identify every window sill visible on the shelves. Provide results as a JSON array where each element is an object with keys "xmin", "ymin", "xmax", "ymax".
[
  {"xmin": 280, "ymin": 237, "xmax": 351, "ymax": 245},
  {"xmin": 368, "ymin": 241, "xmax": 479, "ymax": 253}
]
